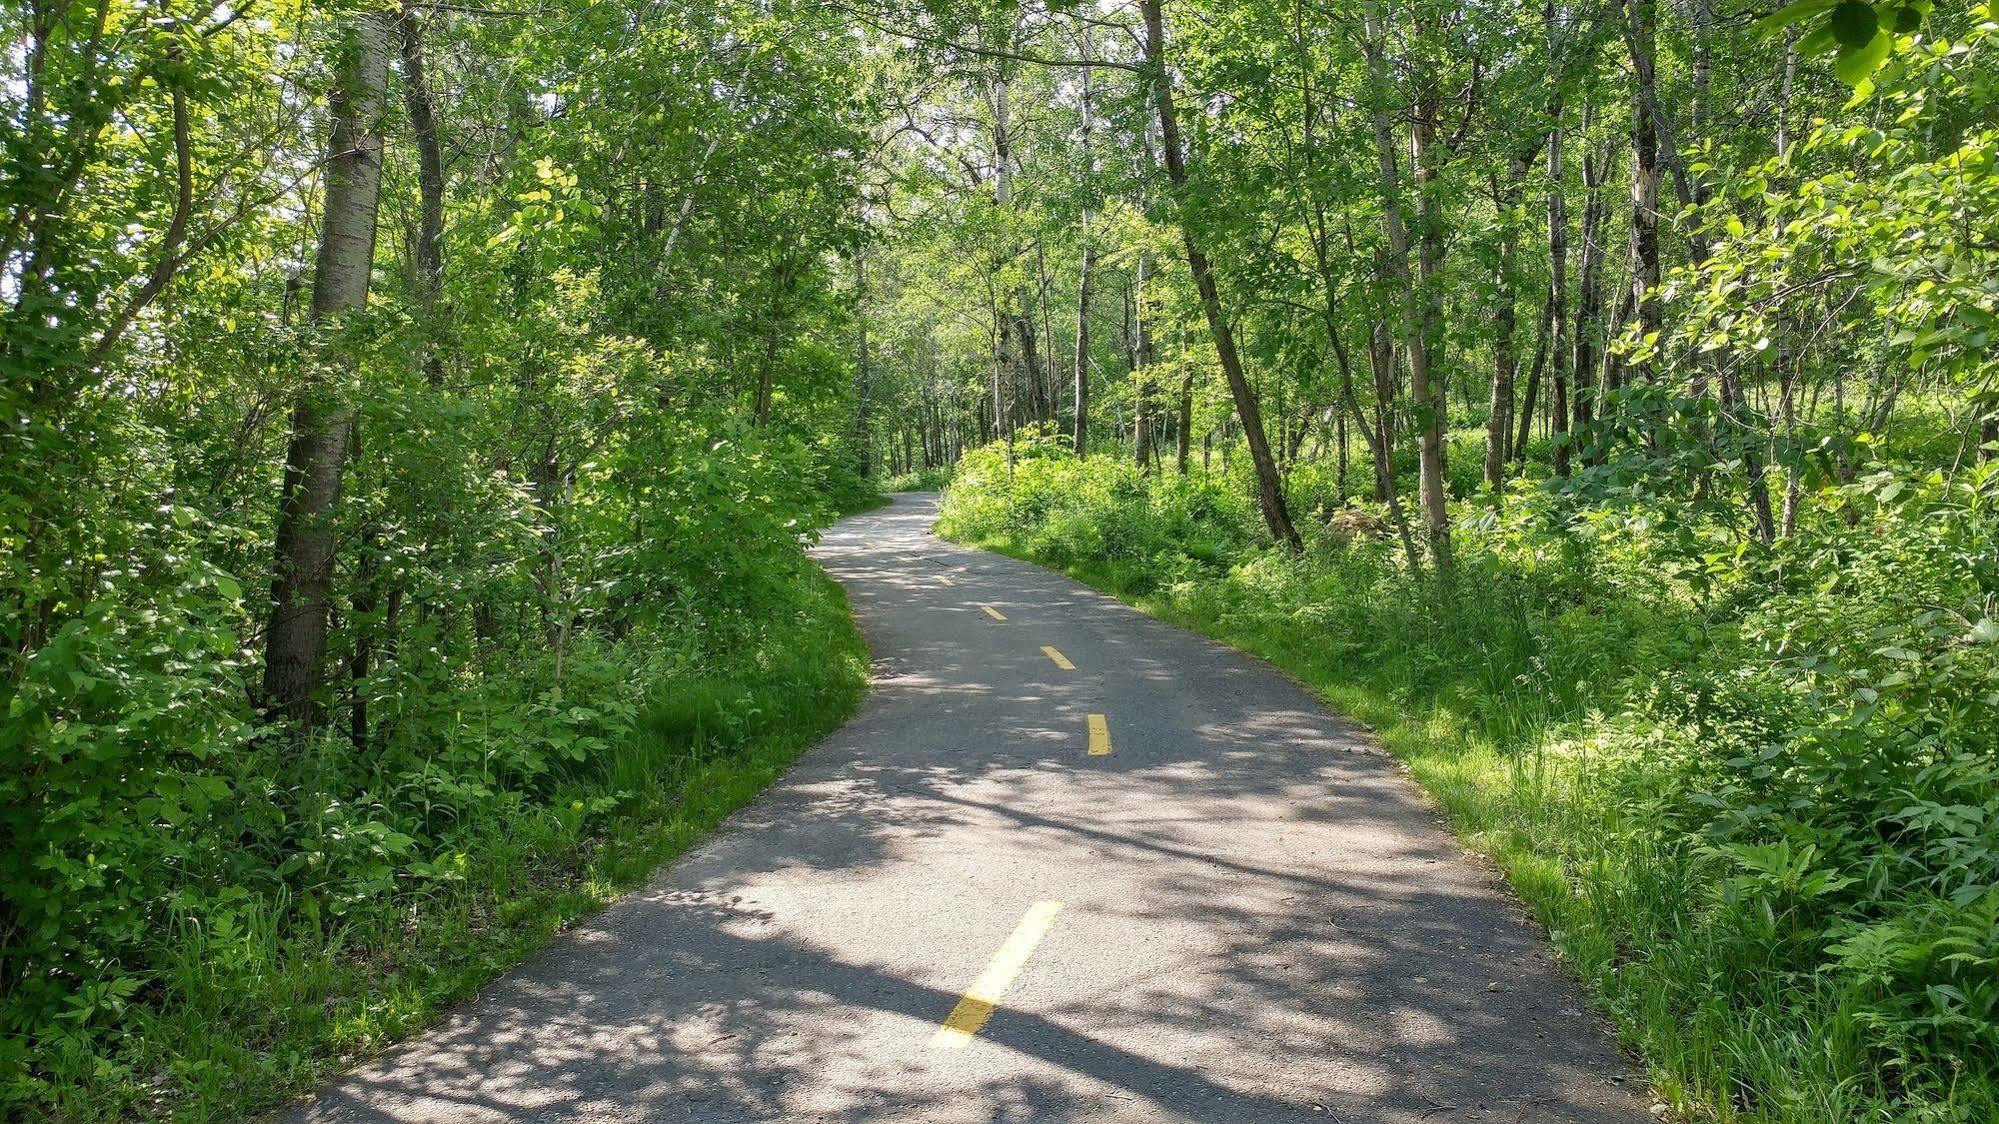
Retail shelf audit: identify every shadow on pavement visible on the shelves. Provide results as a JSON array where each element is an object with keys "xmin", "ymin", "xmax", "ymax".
[{"xmin": 287, "ymin": 493, "xmax": 1647, "ymax": 1124}]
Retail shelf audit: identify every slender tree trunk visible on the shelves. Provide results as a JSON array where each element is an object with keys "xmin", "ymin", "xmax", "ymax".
[
  {"xmin": 1361, "ymin": 0, "xmax": 1450, "ymax": 567},
  {"xmin": 1410, "ymin": 73, "xmax": 1452, "ymax": 567},
  {"xmin": 1014, "ymin": 304, "xmax": 1044, "ymax": 426},
  {"xmin": 1366, "ymin": 318, "xmax": 1425, "ymax": 570},
  {"xmin": 1632, "ymin": 0, "xmax": 1770, "ymax": 536},
  {"xmin": 1072, "ymin": 27, "xmax": 1096, "ymax": 456},
  {"xmin": 1143, "ymin": 0, "xmax": 1295, "ymax": 548},
  {"xmin": 1515, "ymin": 292, "xmax": 1553, "ymax": 462},
  {"xmin": 1573, "ymin": 126, "xmax": 1611, "ymax": 461},
  {"xmin": 989, "ymin": 288, "xmax": 1008, "ymax": 442},
  {"xmin": 989, "ymin": 48, "xmax": 1045, "ymax": 430},
  {"xmin": 1484, "ymin": 148, "xmax": 1534, "ymax": 490},
  {"xmin": 397, "ymin": 5, "xmax": 446, "ymax": 387},
  {"xmin": 1627, "ymin": 0, "xmax": 1663, "ymax": 352},
  {"xmin": 1140, "ymin": 0, "xmax": 1299, "ymax": 548},
  {"xmin": 1547, "ymin": 101, "xmax": 1572, "ymax": 477},
  {"xmin": 1308, "ymin": 207, "xmax": 1411, "ymax": 571},
  {"xmin": 1073, "ymin": 242, "xmax": 1094, "ymax": 455},
  {"xmin": 348, "ymin": 427, "xmax": 375, "ymax": 753},
  {"xmin": 753, "ymin": 318, "xmax": 781, "ymax": 424},
  {"xmin": 1133, "ymin": 254, "xmax": 1154, "ymax": 469},
  {"xmin": 264, "ymin": 11, "xmax": 393, "ymax": 731},
  {"xmin": 854, "ymin": 249, "xmax": 873, "ymax": 478},
  {"xmin": 1176, "ymin": 367, "xmax": 1194, "ymax": 474}
]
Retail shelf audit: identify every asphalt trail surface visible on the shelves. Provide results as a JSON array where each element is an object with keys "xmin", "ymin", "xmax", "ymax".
[{"xmin": 285, "ymin": 492, "xmax": 1650, "ymax": 1124}]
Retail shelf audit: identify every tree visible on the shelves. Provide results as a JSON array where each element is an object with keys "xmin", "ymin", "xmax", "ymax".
[
  {"xmin": 1139, "ymin": 0, "xmax": 1300, "ymax": 549},
  {"xmin": 263, "ymin": 11, "xmax": 394, "ymax": 730}
]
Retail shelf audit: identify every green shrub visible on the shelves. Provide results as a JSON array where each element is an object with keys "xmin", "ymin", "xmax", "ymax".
[
  {"xmin": 0, "ymin": 384, "xmax": 873, "ymax": 1119},
  {"xmin": 881, "ymin": 465, "xmax": 953, "ymax": 492}
]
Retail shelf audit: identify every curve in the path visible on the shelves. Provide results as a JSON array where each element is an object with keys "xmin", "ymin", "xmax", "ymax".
[{"xmin": 284, "ymin": 492, "xmax": 1651, "ymax": 1124}]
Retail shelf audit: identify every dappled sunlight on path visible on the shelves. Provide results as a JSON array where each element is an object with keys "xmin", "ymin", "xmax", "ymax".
[{"xmin": 288, "ymin": 493, "xmax": 1647, "ymax": 1124}]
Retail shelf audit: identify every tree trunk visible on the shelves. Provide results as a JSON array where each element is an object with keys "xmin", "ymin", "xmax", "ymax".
[
  {"xmin": 1627, "ymin": 0, "xmax": 1663, "ymax": 351},
  {"xmin": 1133, "ymin": 254, "xmax": 1154, "ymax": 469},
  {"xmin": 1546, "ymin": 101, "xmax": 1572, "ymax": 477},
  {"xmin": 1013, "ymin": 309, "xmax": 1043, "ymax": 426},
  {"xmin": 1515, "ymin": 292, "xmax": 1553, "ymax": 462},
  {"xmin": 854, "ymin": 248, "xmax": 873, "ymax": 477},
  {"xmin": 989, "ymin": 47, "xmax": 1046, "ymax": 432},
  {"xmin": 1361, "ymin": 0, "xmax": 1450, "ymax": 568},
  {"xmin": 1074, "ymin": 241, "xmax": 1094, "ymax": 455},
  {"xmin": 1484, "ymin": 150, "xmax": 1534, "ymax": 491},
  {"xmin": 1175, "ymin": 366, "xmax": 1194, "ymax": 474},
  {"xmin": 264, "ymin": 11, "xmax": 392, "ymax": 731},
  {"xmin": 1573, "ymin": 125, "xmax": 1611, "ymax": 462},
  {"xmin": 989, "ymin": 290, "xmax": 1008, "ymax": 442},
  {"xmin": 1072, "ymin": 28, "xmax": 1096, "ymax": 456},
  {"xmin": 753, "ymin": 324, "xmax": 780, "ymax": 425},
  {"xmin": 1140, "ymin": 0, "xmax": 1299, "ymax": 548},
  {"xmin": 397, "ymin": 5, "xmax": 446, "ymax": 387}
]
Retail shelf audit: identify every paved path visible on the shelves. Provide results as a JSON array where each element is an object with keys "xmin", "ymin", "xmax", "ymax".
[{"xmin": 285, "ymin": 493, "xmax": 1649, "ymax": 1124}]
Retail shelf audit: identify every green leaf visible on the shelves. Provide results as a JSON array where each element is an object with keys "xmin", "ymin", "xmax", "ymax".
[
  {"xmin": 1835, "ymin": 30, "xmax": 1892, "ymax": 84},
  {"xmin": 1756, "ymin": 0, "xmax": 1839, "ymax": 35},
  {"xmin": 1828, "ymin": 1, "xmax": 1879, "ymax": 48}
]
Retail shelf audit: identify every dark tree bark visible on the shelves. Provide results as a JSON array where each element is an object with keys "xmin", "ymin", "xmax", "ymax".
[
  {"xmin": 1573, "ymin": 128, "xmax": 1612, "ymax": 461},
  {"xmin": 397, "ymin": 5, "xmax": 446, "ymax": 387},
  {"xmin": 1547, "ymin": 106, "xmax": 1572, "ymax": 478},
  {"xmin": 1073, "ymin": 242, "xmax": 1094, "ymax": 455},
  {"xmin": 1484, "ymin": 147, "xmax": 1537, "ymax": 491},
  {"xmin": 1627, "ymin": 0, "xmax": 1663, "ymax": 350},
  {"xmin": 1515, "ymin": 293, "xmax": 1554, "ymax": 462}
]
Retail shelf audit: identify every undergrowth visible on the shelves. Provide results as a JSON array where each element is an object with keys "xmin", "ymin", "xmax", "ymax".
[
  {"xmin": 8, "ymin": 563, "xmax": 869, "ymax": 1122},
  {"xmin": 880, "ymin": 465, "xmax": 953, "ymax": 492}
]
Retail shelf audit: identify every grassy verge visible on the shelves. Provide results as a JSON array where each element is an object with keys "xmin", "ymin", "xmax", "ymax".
[{"xmin": 41, "ymin": 569, "xmax": 869, "ymax": 1123}]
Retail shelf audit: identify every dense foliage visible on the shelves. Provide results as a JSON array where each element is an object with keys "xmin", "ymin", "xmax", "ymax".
[
  {"xmin": 7, "ymin": 0, "xmax": 1996, "ymax": 1116},
  {"xmin": 3, "ymin": 0, "xmax": 878, "ymax": 1115}
]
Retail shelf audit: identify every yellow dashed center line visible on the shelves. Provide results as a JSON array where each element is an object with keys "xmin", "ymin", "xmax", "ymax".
[
  {"xmin": 937, "ymin": 575, "xmax": 955, "ymax": 587},
  {"xmin": 931, "ymin": 901, "xmax": 1063, "ymax": 1048},
  {"xmin": 1087, "ymin": 713, "xmax": 1112, "ymax": 756},
  {"xmin": 1041, "ymin": 645, "xmax": 1075, "ymax": 670},
  {"xmin": 981, "ymin": 604, "xmax": 1006, "ymax": 621}
]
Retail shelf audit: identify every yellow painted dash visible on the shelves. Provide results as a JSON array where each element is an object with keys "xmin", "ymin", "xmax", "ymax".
[
  {"xmin": 981, "ymin": 604, "xmax": 1006, "ymax": 621},
  {"xmin": 1087, "ymin": 713, "xmax": 1112, "ymax": 756},
  {"xmin": 937, "ymin": 575, "xmax": 955, "ymax": 587},
  {"xmin": 931, "ymin": 901, "xmax": 1063, "ymax": 1048},
  {"xmin": 1041, "ymin": 645, "xmax": 1075, "ymax": 671}
]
